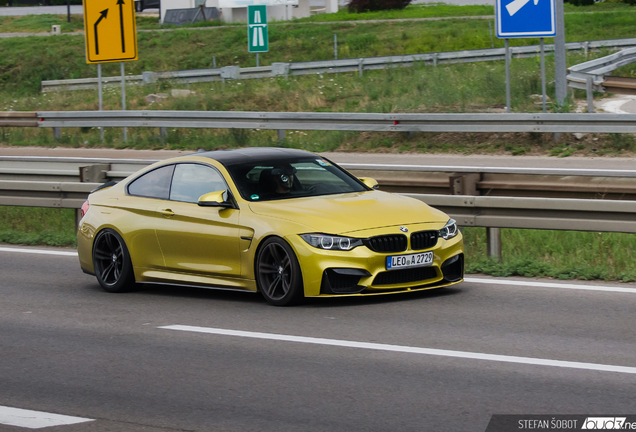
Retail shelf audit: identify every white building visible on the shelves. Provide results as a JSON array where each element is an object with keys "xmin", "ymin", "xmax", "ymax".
[{"xmin": 160, "ymin": 0, "xmax": 338, "ymax": 24}]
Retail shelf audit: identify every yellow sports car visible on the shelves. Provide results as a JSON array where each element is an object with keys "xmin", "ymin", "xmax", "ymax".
[{"xmin": 77, "ymin": 147, "xmax": 463, "ymax": 305}]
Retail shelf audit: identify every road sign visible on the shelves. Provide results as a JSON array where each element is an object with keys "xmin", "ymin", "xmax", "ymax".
[
  {"xmin": 83, "ymin": 0, "xmax": 138, "ymax": 63},
  {"xmin": 248, "ymin": 5, "xmax": 268, "ymax": 53},
  {"xmin": 496, "ymin": 0, "xmax": 556, "ymax": 38}
]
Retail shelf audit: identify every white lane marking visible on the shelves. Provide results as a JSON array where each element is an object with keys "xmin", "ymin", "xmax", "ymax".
[
  {"xmin": 0, "ymin": 406, "xmax": 93, "ymax": 429},
  {"xmin": 0, "ymin": 247, "xmax": 77, "ymax": 257},
  {"xmin": 464, "ymin": 277, "xmax": 636, "ymax": 294},
  {"xmin": 1, "ymin": 247, "xmax": 635, "ymax": 294},
  {"xmin": 159, "ymin": 325, "xmax": 636, "ymax": 375}
]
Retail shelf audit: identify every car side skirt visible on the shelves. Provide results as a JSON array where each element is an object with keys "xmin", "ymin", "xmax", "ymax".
[{"xmin": 135, "ymin": 268, "xmax": 258, "ymax": 292}]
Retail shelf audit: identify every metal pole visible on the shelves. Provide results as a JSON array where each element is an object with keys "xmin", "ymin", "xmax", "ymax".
[
  {"xmin": 121, "ymin": 62, "xmax": 127, "ymax": 142},
  {"xmin": 67, "ymin": 0, "xmax": 71, "ymax": 23},
  {"xmin": 541, "ymin": 38, "xmax": 546, "ymax": 113},
  {"xmin": 213, "ymin": 56, "xmax": 216, "ymax": 68},
  {"xmin": 98, "ymin": 63, "xmax": 103, "ymax": 141},
  {"xmin": 256, "ymin": 53, "xmax": 259, "ymax": 67},
  {"xmin": 334, "ymin": 34, "xmax": 338, "ymax": 60},
  {"xmin": 487, "ymin": 228, "xmax": 502, "ymax": 262},
  {"xmin": 554, "ymin": 0, "xmax": 567, "ymax": 107},
  {"xmin": 553, "ymin": 0, "xmax": 566, "ymax": 142},
  {"xmin": 488, "ymin": 21, "xmax": 494, "ymax": 49},
  {"xmin": 587, "ymin": 76, "xmax": 594, "ymax": 113},
  {"xmin": 505, "ymin": 39, "xmax": 511, "ymax": 113}
]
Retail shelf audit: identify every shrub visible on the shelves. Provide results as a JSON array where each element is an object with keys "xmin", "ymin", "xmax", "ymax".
[{"xmin": 347, "ymin": 0, "xmax": 412, "ymax": 13}]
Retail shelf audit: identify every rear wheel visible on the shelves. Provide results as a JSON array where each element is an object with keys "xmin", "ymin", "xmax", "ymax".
[
  {"xmin": 255, "ymin": 237, "xmax": 304, "ymax": 306},
  {"xmin": 93, "ymin": 229, "xmax": 136, "ymax": 293}
]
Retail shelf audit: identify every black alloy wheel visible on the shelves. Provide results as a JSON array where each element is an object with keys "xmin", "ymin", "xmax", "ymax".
[
  {"xmin": 256, "ymin": 237, "xmax": 304, "ymax": 306},
  {"xmin": 93, "ymin": 229, "xmax": 136, "ymax": 293}
]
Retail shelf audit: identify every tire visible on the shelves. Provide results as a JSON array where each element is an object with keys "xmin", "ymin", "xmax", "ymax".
[
  {"xmin": 255, "ymin": 237, "xmax": 304, "ymax": 306},
  {"xmin": 92, "ymin": 229, "xmax": 136, "ymax": 293}
]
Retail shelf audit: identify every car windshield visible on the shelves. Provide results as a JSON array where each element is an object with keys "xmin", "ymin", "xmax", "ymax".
[{"xmin": 225, "ymin": 157, "xmax": 369, "ymax": 202}]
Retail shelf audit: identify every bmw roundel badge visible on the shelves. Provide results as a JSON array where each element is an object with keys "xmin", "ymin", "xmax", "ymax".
[{"xmin": 399, "ymin": 226, "xmax": 408, "ymax": 233}]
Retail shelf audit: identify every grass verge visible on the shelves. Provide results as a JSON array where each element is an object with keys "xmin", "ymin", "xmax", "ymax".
[
  {"xmin": 0, "ymin": 206, "xmax": 77, "ymax": 247},
  {"xmin": 3, "ymin": 7, "xmax": 636, "ymax": 95},
  {"xmin": 463, "ymin": 228, "xmax": 636, "ymax": 282},
  {"xmin": 1, "ymin": 52, "xmax": 634, "ymax": 157}
]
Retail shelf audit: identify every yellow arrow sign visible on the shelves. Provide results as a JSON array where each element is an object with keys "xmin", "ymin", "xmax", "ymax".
[{"xmin": 83, "ymin": 0, "xmax": 138, "ymax": 64}]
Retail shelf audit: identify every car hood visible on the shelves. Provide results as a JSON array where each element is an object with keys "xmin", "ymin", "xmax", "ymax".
[{"xmin": 248, "ymin": 191, "xmax": 449, "ymax": 234}]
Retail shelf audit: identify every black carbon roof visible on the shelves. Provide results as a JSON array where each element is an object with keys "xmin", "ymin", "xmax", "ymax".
[{"xmin": 190, "ymin": 147, "xmax": 316, "ymax": 167}]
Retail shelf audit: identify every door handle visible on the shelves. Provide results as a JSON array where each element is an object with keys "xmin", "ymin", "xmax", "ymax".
[{"xmin": 159, "ymin": 208, "xmax": 175, "ymax": 217}]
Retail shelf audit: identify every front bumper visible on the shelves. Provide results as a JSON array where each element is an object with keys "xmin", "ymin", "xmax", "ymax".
[{"xmin": 287, "ymin": 229, "xmax": 464, "ymax": 298}]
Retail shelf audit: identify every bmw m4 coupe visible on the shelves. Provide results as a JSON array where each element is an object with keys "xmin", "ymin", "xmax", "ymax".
[{"xmin": 77, "ymin": 147, "xmax": 464, "ymax": 305}]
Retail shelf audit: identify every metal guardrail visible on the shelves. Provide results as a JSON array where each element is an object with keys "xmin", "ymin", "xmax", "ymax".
[
  {"xmin": 568, "ymin": 46, "xmax": 636, "ymax": 95},
  {"xmin": 41, "ymin": 37, "xmax": 636, "ymax": 92},
  {"xmin": 0, "ymin": 112, "xmax": 38, "ymax": 127},
  {"xmin": 0, "ymin": 180, "xmax": 96, "ymax": 209},
  {"xmin": 34, "ymin": 110, "xmax": 636, "ymax": 134},
  {"xmin": 412, "ymin": 194, "xmax": 636, "ymax": 234},
  {"xmin": 1, "ymin": 177, "xmax": 635, "ymax": 234},
  {"xmin": 2, "ymin": 155, "xmax": 636, "ymax": 204}
]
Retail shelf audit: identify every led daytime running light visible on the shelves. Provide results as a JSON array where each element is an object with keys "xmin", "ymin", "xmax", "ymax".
[
  {"xmin": 300, "ymin": 234, "xmax": 362, "ymax": 251},
  {"xmin": 439, "ymin": 219, "xmax": 459, "ymax": 240}
]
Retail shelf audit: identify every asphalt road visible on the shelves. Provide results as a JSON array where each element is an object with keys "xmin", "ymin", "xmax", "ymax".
[{"xmin": 1, "ymin": 246, "xmax": 635, "ymax": 431}]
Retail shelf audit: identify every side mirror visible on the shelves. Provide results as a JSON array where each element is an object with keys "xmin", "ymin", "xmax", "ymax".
[
  {"xmin": 359, "ymin": 177, "xmax": 379, "ymax": 190},
  {"xmin": 198, "ymin": 190, "xmax": 234, "ymax": 208}
]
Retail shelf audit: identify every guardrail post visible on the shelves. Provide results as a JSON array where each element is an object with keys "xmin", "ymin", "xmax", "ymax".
[
  {"xmin": 487, "ymin": 228, "xmax": 502, "ymax": 262},
  {"xmin": 449, "ymin": 174, "xmax": 479, "ymax": 196},
  {"xmin": 160, "ymin": 127, "xmax": 168, "ymax": 143},
  {"xmin": 277, "ymin": 129, "xmax": 286, "ymax": 142},
  {"xmin": 432, "ymin": 53, "xmax": 438, "ymax": 67},
  {"xmin": 142, "ymin": 72, "xmax": 158, "ymax": 84},
  {"xmin": 271, "ymin": 63, "xmax": 290, "ymax": 79},
  {"xmin": 220, "ymin": 66, "xmax": 240, "ymax": 82},
  {"xmin": 586, "ymin": 76, "xmax": 595, "ymax": 113},
  {"xmin": 80, "ymin": 164, "xmax": 109, "ymax": 184},
  {"xmin": 53, "ymin": 127, "xmax": 61, "ymax": 140},
  {"xmin": 358, "ymin": 58, "xmax": 364, "ymax": 77},
  {"xmin": 450, "ymin": 173, "xmax": 501, "ymax": 260}
]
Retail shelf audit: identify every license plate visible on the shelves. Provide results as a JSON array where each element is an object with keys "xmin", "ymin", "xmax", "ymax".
[{"xmin": 386, "ymin": 251, "xmax": 434, "ymax": 270}]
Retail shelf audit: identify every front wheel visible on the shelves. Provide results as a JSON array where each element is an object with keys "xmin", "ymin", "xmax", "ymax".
[
  {"xmin": 93, "ymin": 229, "xmax": 136, "ymax": 293},
  {"xmin": 255, "ymin": 237, "xmax": 304, "ymax": 306}
]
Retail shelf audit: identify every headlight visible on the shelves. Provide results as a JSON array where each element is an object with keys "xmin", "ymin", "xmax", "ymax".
[
  {"xmin": 300, "ymin": 234, "xmax": 363, "ymax": 251},
  {"xmin": 439, "ymin": 219, "xmax": 459, "ymax": 240}
]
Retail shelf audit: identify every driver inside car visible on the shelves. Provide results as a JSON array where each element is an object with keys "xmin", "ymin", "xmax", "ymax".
[{"xmin": 270, "ymin": 166, "xmax": 297, "ymax": 194}]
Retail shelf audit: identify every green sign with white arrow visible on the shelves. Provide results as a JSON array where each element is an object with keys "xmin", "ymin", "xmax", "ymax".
[{"xmin": 248, "ymin": 5, "xmax": 268, "ymax": 53}]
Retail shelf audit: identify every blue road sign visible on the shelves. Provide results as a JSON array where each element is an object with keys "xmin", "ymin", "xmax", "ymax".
[{"xmin": 496, "ymin": 0, "xmax": 556, "ymax": 38}]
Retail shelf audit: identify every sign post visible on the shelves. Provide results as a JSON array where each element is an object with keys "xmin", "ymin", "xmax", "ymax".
[
  {"xmin": 83, "ymin": 0, "xmax": 138, "ymax": 142},
  {"xmin": 495, "ymin": 0, "xmax": 556, "ymax": 112},
  {"xmin": 248, "ymin": 5, "xmax": 268, "ymax": 56},
  {"xmin": 493, "ymin": 0, "xmax": 557, "ymax": 259}
]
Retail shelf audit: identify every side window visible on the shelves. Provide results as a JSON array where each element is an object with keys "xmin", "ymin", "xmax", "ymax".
[
  {"xmin": 127, "ymin": 165, "xmax": 174, "ymax": 200},
  {"xmin": 170, "ymin": 163, "xmax": 228, "ymax": 203}
]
